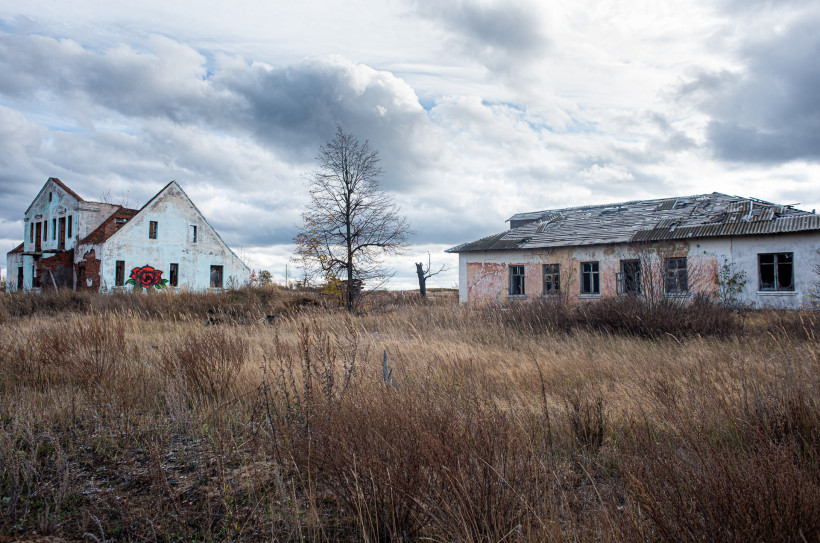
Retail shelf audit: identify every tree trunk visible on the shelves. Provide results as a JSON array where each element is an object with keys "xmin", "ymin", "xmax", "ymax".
[{"xmin": 416, "ymin": 262, "xmax": 427, "ymax": 298}]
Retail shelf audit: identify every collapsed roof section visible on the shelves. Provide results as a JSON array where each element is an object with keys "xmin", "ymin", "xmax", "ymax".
[{"xmin": 448, "ymin": 193, "xmax": 820, "ymax": 253}]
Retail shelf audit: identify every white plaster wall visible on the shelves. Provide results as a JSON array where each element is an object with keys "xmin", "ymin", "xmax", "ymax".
[
  {"xmin": 458, "ymin": 232, "xmax": 820, "ymax": 308},
  {"xmin": 5, "ymin": 252, "xmax": 23, "ymax": 291},
  {"xmin": 99, "ymin": 183, "xmax": 250, "ymax": 291},
  {"xmin": 76, "ymin": 202, "xmax": 119, "ymax": 241}
]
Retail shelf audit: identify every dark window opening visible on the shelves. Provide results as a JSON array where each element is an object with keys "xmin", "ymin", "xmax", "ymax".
[
  {"xmin": 43, "ymin": 221, "xmax": 47, "ymax": 241},
  {"xmin": 115, "ymin": 260, "xmax": 125, "ymax": 287},
  {"xmin": 665, "ymin": 257, "xmax": 688, "ymax": 293},
  {"xmin": 581, "ymin": 262, "xmax": 600, "ymax": 294},
  {"xmin": 67, "ymin": 216, "xmax": 72, "ymax": 238},
  {"xmin": 149, "ymin": 221, "xmax": 158, "ymax": 239},
  {"xmin": 35, "ymin": 222, "xmax": 42, "ymax": 252},
  {"xmin": 49, "ymin": 192, "xmax": 52, "ymax": 202},
  {"xmin": 170, "ymin": 263, "xmax": 178, "ymax": 287},
  {"xmin": 52, "ymin": 219, "xmax": 56, "ymax": 240},
  {"xmin": 618, "ymin": 260, "xmax": 641, "ymax": 295},
  {"xmin": 210, "ymin": 265, "xmax": 223, "ymax": 288},
  {"xmin": 30, "ymin": 223, "xmax": 34, "ymax": 243},
  {"xmin": 17, "ymin": 267, "xmax": 23, "ymax": 290},
  {"xmin": 758, "ymin": 253, "xmax": 793, "ymax": 291},
  {"xmin": 509, "ymin": 265, "xmax": 525, "ymax": 296},
  {"xmin": 58, "ymin": 217, "xmax": 66, "ymax": 250},
  {"xmin": 543, "ymin": 263, "xmax": 560, "ymax": 294},
  {"xmin": 190, "ymin": 225, "xmax": 197, "ymax": 243}
]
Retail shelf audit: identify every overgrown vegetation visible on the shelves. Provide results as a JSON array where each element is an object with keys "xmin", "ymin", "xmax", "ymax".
[{"xmin": 0, "ymin": 291, "xmax": 818, "ymax": 541}]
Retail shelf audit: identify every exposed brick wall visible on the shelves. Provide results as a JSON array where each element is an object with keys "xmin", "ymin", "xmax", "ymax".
[
  {"xmin": 75, "ymin": 249, "xmax": 101, "ymax": 291},
  {"xmin": 38, "ymin": 250, "xmax": 75, "ymax": 290}
]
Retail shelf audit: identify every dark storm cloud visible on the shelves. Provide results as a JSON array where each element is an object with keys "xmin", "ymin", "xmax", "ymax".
[
  {"xmin": 678, "ymin": 10, "xmax": 820, "ymax": 163},
  {"xmin": 0, "ymin": 32, "xmax": 436, "ymax": 192}
]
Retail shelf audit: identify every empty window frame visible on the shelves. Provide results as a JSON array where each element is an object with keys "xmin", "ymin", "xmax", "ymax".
[
  {"xmin": 543, "ymin": 263, "xmax": 560, "ymax": 295},
  {"xmin": 509, "ymin": 265, "xmax": 525, "ymax": 296},
  {"xmin": 664, "ymin": 257, "xmax": 688, "ymax": 293},
  {"xmin": 210, "ymin": 265, "xmax": 223, "ymax": 288},
  {"xmin": 618, "ymin": 259, "xmax": 641, "ymax": 295},
  {"xmin": 190, "ymin": 225, "xmax": 197, "ymax": 243},
  {"xmin": 149, "ymin": 221, "xmax": 158, "ymax": 239},
  {"xmin": 43, "ymin": 221, "xmax": 47, "ymax": 241},
  {"xmin": 52, "ymin": 218, "xmax": 56, "ymax": 240},
  {"xmin": 30, "ymin": 223, "xmax": 34, "ymax": 243},
  {"xmin": 581, "ymin": 261, "xmax": 600, "ymax": 294},
  {"xmin": 115, "ymin": 260, "xmax": 125, "ymax": 287},
  {"xmin": 170, "ymin": 263, "xmax": 179, "ymax": 287},
  {"xmin": 758, "ymin": 253, "xmax": 794, "ymax": 291},
  {"xmin": 67, "ymin": 216, "xmax": 73, "ymax": 238}
]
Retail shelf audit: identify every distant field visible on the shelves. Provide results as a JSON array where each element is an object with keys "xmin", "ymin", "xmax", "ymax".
[{"xmin": 0, "ymin": 288, "xmax": 818, "ymax": 541}]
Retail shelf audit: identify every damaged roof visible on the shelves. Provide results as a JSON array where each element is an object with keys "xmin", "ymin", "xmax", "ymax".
[
  {"xmin": 447, "ymin": 192, "xmax": 819, "ymax": 253},
  {"xmin": 79, "ymin": 206, "xmax": 139, "ymax": 245}
]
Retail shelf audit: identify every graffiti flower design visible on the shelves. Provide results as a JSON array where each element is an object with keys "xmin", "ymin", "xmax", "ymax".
[{"xmin": 126, "ymin": 265, "xmax": 169, "ymax": 289}]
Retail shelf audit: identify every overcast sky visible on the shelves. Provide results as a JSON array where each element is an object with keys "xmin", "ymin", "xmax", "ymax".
[{"xmin": 1, "ymin": 0, "xmax": 819, "ymax": 288}]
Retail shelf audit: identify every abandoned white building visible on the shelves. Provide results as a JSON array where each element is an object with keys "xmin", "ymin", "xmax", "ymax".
[
  {"xmin": 6, "ymin": 177, "xmax": 250, "ymax": 292},
  {"xmin": 448, "ymin": 193, "xmax": 820, "ymax": 308}
]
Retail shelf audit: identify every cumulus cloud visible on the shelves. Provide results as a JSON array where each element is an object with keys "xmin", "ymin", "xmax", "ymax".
[{"xmin": 678, "ymin": 7, "xmax": 820, "ymax": 163}]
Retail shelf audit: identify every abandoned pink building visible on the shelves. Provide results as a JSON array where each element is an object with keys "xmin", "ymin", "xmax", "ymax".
[
  {"xmin": 6, "ymin": 177, "xmax": 250, "ymax": 292},
  {"xmin": 448, "ymin": 193, "xmax": 820, "ymax": 308}
]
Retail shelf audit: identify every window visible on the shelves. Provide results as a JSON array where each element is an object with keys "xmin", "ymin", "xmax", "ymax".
[
  {"xmin": 52, "ymin": 218, "xmax": 56, "ymax": 240},
  {"xmin": 115, "ymin": 260, "xmax": 125, "ymax": 286},
  {"xmin": 58, "ymin": 217, "xmax": 66, "ymax": 250},
  {"xmin": 665, "ymin": 257, "xmax": 688, "ymax": 293},
  {"xmin": 618, "ymin": 260, "xmax": 641, "ymax": 295},
  {"xmin": 149, "ymin": 221, "xmax": 158, "ymax": 239},
  {"xmin": 758, "ymin": 253, "xmax": 793, "ymax": 291},
  {"xmin": 67, "ymin": 216, "xmax": 72, "ymax": 238},
  {"xmin": 170, "ymin": 263, "xmax": 178, "ymax": 287},
  {"xmin": 190, "ymin": 225, "xmax": 197, "ymax": 243},
  {"xmin": 17, "ymin": 267, "xmax": 23, "ymax": 290},
  {"xmin": 210, "ymin": 265, "xmax": 223, "ymax": 288},
  {"xmin": 581, "ymin": 262, "xmax": 600, "ymax": 294},
  {"xmin": 49, "ymin": 192, "xmax": 52, "ymax": 202},
  {"xmin": 43, "ymin": 221, "xmax": 47, "ymax": 241},
  {"xmin": 543, "ymin": 264, "xmax": 560, "ymax": 294},
  {"xmin": 30, "ymin": 223, "xmax": 34, "ymax": 243},
  {"xmin": 509, "ymin": 265, "xmax": 525, "ymax": 296}
]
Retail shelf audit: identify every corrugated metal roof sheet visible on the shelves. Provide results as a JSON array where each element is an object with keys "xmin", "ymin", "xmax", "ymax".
[{"xmin": 449, "ymin": 192, "xmax": 819, "ymax": 253}]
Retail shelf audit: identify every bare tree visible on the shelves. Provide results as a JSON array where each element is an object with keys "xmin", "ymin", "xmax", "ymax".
[
  {"xmin": 295, "ymin": 125, "xmax": 411, "ymax": 310},
  {"xmin": 415, "ymin": 252, "xmax": 447, "ymax": 298}
]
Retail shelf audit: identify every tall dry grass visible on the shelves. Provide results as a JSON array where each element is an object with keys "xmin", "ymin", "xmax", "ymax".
[{"xmin": 0, "ymin": 292, "xmax": 818, "ymax": 541}]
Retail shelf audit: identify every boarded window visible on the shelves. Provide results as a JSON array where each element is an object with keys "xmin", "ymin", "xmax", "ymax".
[
  {"xmin": 665, "ymin": 257, "xmax": 688, "ymax": 293},
  {"xmin": 190, "ymin": 225, "xmax": 197, "ymax": 243},
  {"xmin": 543, "ymin": 263, "xmax": 560, "ymax": 294},
  {"xmin": 210, "ymin": 265, "xmax": 223, "ymax": 288},
  {"xmin": 581, "ymin": 261, "xmax": 600, "ymax": 294},
  {"xmin": 149, "ymin": 221, "xmax": 158, "ymax": 239},
  {"xmin": 115, "ymin": 260, "xmax": 125, "ymax": 286},
  {"xmin": 170, "ymin": 263, "xmax": 178, "ymax": 287},
  {"xmin": 509, "ymin": 265, "xmax": 525, "ymax": 296},
  {"xmin": 58, "ymin": 217, "xmax": 66, "ymax": 250},
  {"xmin": 758, "ymin": 253, "xmax": 793, "ymax": 291}
]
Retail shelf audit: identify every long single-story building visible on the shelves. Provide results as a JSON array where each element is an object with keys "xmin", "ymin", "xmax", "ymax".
[
  {"xmin": 447, "ymin": 193, "xmax": 820, "ymax": 308},
  {"xmin": 6, "ymin": 177, "xmax": 250, "ymax": 292}
]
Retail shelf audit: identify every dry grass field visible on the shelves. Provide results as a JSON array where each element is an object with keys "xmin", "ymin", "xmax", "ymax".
[{"xmin": 0, "ymin": 288, "xmax": 818, "ymax": 542}]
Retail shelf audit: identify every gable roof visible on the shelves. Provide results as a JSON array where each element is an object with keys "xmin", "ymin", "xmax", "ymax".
[
  {"xmin": 9, "ymin": 242, "xmax": 24, "ymax": 255},
  {"xmin": 25, "ymin": 177, "xmax": 84, "ymax": 215},
  {"xmin": 79, "ymin": 206, "xmax": 139, "ymax": 245},
  {"xmin": 102, "ymin": 181, "xmax": 249, "ymax": 271},
  {"xmin": 448, "ymin": 192, "xmax": 820, "ymax": 253}
]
